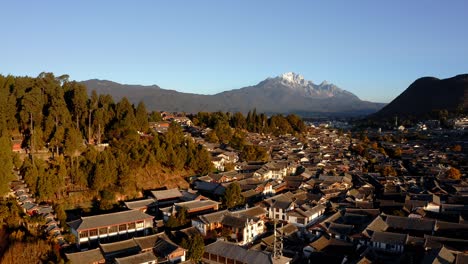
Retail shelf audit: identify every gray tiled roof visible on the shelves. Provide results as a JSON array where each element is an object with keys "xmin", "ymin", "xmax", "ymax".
[
  {"xmin": 151, "ymin": 188, "xmax": 183, "ymax": 201},
  {"xmin": 124, "ymin": 198, "xmax": 156, "ymax": 210},
  {"xmin": 371, "ymin": 231, "xmax": 407, "ymax": 245},
  {"xmin": 175, "ymin": 199, "xmax": 219, "ymax": 211},
  {"xmin": 386, "ymin": 215, "xmax": 435, "ymax": 232},
  {"xmin": 435, "ymin": 220, "xmax": 468, "ymax": 233},
  {"xmin": 115, "ymin": 251, "xmax": 157, "ymax": 264},
  {"xmin": 222, "ymin": 214, "xmax": 254, "ymax": 229},
  {"xmin": 204, "ymin": 240, "xmax": 290, "ymax": 264},
  {"xmin": 280, "ymin": 223, "xmax": 298, "ymax": 236},
  {"xmin": 363, "ymin": 216, "xmax": 388, "ymax": 237},
  {"xmin": 100, "ymin": 238, "xmax": 140, "ymax": 254},
  {"xmin": 327, "ymin": 223, "xmax": 354, "ymax": 235},
  {"xmin": 133, "ymin": 233, "xmax": 161, "ymax": 250},
  {"xmin": 153, "ymin": 233, "xmax": 182, "ymax": 257},
  {"xmin": 235, "ymin": 206, "xmax": 268, "ymax": 218},
  {"xmin": 197, "ymin": 210, "xmax": 230, "ymax": 224},
  {"xmin": 68, "ymin": 210, "xmax": 153, "ymax": 231},
  {"xmin": 272, "ymin": 200, "xmax": 293, "ymax": 210},
  {"xmin": 65, "ymin": 248, "xmax": 104, "ymax": 264}
]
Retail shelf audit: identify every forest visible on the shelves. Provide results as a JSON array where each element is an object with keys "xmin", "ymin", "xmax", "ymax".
[{"xmin": 0, "ymin": 73, "xmax": 215, "ymax": 204}]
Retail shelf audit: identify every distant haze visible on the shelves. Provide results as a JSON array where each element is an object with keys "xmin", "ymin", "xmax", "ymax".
[{"xmin": 82, "ymin": 72, "xmax": 385, "ymax": 117}]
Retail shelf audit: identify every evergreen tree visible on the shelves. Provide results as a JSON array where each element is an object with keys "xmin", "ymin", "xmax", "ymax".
[
  {"xmin": 222, "ymin": 182, "xmax": 244, "ymax": 208},
  {"xmin": 115, "ymin": 97, "xmax": 137, "ymax": 130},
  {"xmin": 64, "ymin": 126, "xmax": 84, "ymax": 159},
  {"xmin": 230, "ymin": 112, "xmax": 246, "ymax": 129},
  {"xmin": 66, "ymin": 82, "xmax": 88, "ymax": 131},
  {"xmin": 21, "ymin": 157, "xmax": 39, "ymax": 194},
  {"xmin": 187, "ymin": 234, "xmax": 205, "ymax": 262},
  {"xmin": 0, "ymin": 135, "xmax": 14, "ymax": 195},
  {"xmin": 135, "ymin": 101, "xmax": 149, "ymax": 132}
]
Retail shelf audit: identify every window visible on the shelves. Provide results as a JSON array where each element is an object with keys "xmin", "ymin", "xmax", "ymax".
[
  {"xmin": 99, "ymin": 227, "xmax": 108, "ymax": 235},
  {"xmin": 128, "ymin": 222, "xmax": 136, "ymax": 229},
  {"xmin": 136, "ymin": 221, "xmax": 144, "ymax": 229},
  {"xmin": 89, "ymin": 229, "xmax": 98, "ymax": 237},
  {"xmin": 119, "ymin": 224, "xmax": 127, "ymax": 231},
  {"xmin": 109, "ymin": 225, "xmax": 118, "ymax": 233},
  {"xmin": 79, "ymin": 231, "xmax": 88, "ymax": 238}
]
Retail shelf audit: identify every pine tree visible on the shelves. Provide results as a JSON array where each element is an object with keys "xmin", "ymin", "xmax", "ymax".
[
  {"xmin": 0, "ymin": 135, "xmax": 14, "ymax": 195},
  {"xmin": 115, "ymin": 97, "xmax": 137, "ymax": 130},
  {"xmin": 222, "ymin": 182, "xmax": 244, "ymax": 208},
  {"xmin": 135, "ymin": 101, "xmax": 149, "ymax": 132},
  {"xmin": 188, "ymin": 234, "xmax": 205, "ymax": 262}
]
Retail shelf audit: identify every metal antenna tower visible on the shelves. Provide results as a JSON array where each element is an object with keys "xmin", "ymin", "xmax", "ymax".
[{"xmin": 273, "ymin": 221, "xmax": 283, "ymax": 259}]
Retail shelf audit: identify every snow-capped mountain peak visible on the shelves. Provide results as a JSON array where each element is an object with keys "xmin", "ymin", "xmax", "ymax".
[
  {"xmin": 260, "ymin": 72, "xmax": 357, "ymax": 99},
  {"xmin": 280, "ymin": 72, "xmax": 307, "ymax": 85}
]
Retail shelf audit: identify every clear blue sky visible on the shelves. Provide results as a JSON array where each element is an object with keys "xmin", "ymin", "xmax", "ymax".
[{"xmin": 1, "ymin": 0, "xmax": 467, "ymax": 103}]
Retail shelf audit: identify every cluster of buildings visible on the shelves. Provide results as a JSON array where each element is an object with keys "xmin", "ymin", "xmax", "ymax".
[
  {"xmin": 61, "ymin": 124, "xmax": 468, "ymax": 263},
  {"xmin": 8, "ymin": 172, "xmax": 65, "ymax": 246}
]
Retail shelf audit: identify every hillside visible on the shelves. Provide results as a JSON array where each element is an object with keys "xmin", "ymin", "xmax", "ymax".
[
  {"xmin": 374, "ymin": 74, "xmax": 468, "ymax": 118},
  {"xmin": 82, "ymin": 73, "xmax": 385, "ymax": 117}
]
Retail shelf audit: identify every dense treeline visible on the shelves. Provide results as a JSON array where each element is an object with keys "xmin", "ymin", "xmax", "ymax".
[
  {"xmin": 191, "ymin": 110, "xmax": 305, "ymax": 162},
  {"xmin": 192, "ymin": 110, "xmax": 306, "ymax": 136},
  {"xmin": 0, "ymin": 73, "xmax": 213, "ymax": 200}
]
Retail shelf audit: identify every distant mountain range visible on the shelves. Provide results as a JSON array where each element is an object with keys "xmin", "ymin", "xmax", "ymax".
[
  {"xmin": 374, "ymin": 74, "xmax": 468, "ymax": 118},
  {"xmin": 81, "ymin": 72, "xmax": 385, "ymax": 117}
]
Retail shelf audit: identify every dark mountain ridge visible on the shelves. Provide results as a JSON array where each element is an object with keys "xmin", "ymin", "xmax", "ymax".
[
  {"xmin": 373, "ymin": 74, "xmax": 468, "ymax": 118},
  {"xmin": 81, "ymin": 73, "xmax": 385, "ymax": 117}
]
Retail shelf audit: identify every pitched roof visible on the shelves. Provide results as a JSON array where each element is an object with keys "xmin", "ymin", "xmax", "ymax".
[
  {"xmin": 65, "ymin": 248, "xmax": 104, "ymax": 264},
  {"xmin": 271, "ymin": 200, "xmax": 293, "ymax": 210},
  {"xmin": 371, "ymin": 231, "xmax": 407, "ymax": 245},
  {"xmin": 99, "ymin": 238, "xmax": 140, "ymax": 254},
  {"xmin": 310, "ymin": 236, "xmax": 354, "ymax": 251},
  {"xmin": 222, "ymin": 215, "xmax": 252, "ymax": 229},
  {"xmin": 421, "ymin": 247, "xmax": 455, "ymax": 264},
  {"xmin": 133, "ymin": 233, "xmax": 161, "ymax": 251},
  {"xmin": 196, "ymin": 210, "xmax": 230, "ymax": 224},
  {"xmin": 68, "ymin": 210, "xmax": 153, "ymax": 231},
  {"xmin": 241, "ymin": 189, "xmax": 261, "ymax": 198},
  {"xmin": 386, "ymin": 215, "xmax": 435, "ymax": 232},
  {"xmin": 153, "ymin": 233, "xmax": 183, "ymax": 258},
  {"xmin": 204, "ymin": 240, "xmax": 290, "ymax": 264},
  {"xmin": 124, "ymin": 198, "xmax": 156, "ymax": 210},
  {"xmin": 114, "ymin": 251, "xmax": 157, "ymax": 264},
  {"xmin": 151, "ymin": 188, "xmax": 183, "ymax": 201},
  {"xmin": 434, "ymin": 220, "xmax": 468, "ymax": 233},
  {"xmin": 363, "ymin": 216, "xmax": 388, "ymax": 237},
  {"xmin": 233, "ymin": 206, "xmax": 267, "ymax": 218},
  {"xmin": 171, "ymin": 226, "xmax": 201, "ymax": 242},
  {"xmin": 327, "ymin": 223, "xmax": 354, "ymax": 236},
  {"xmin": 424, "ymin": 235, "xmax": 468, "ymax": 251},
  {"xmin": 175, "ymin": 199, "xmax": 219, "ymax": 212},
  {"xmin": 279, "ymin": 223, "xmax": 298, "ymax": 236}
]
